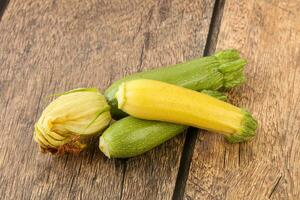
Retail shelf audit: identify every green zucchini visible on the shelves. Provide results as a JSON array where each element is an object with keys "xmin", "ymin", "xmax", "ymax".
[
  {"xmin": 99, "ymin": 90, "xmax": 227, "ymax": 158},
  {"xmin": 104, "ymin": 49, "xmax": 246, "ymax": 119}
]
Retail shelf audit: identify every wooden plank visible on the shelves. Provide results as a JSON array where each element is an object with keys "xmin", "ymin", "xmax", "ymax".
[
  {"xmin": 113, "ymin": 1, "xmax": 217, "ymax": 199},
  {"xmin": 0, "ymin": 0, "xmax": 216, "ymax": 199},
  {"xmin": 184, "ymin": 0, "xmax": 300, "ymax": 199},
  {"xmin": 0, "ymin": 0, "xmax": 140, "ymax": 199}
]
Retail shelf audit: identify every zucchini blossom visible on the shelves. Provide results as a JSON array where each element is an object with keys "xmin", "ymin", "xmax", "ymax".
[{"xmin": 34, "ymin": 88, "xmax": 111, "ymax": 154}]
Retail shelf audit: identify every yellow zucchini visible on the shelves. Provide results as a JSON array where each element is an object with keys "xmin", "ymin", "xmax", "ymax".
[{"xmin": 116, "ymin": 79, "xmax": 257, "ymax": 142}]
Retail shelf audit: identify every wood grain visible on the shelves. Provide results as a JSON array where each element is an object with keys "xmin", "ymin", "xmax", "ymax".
[
  {"xmin": 184, "ymin": 0, "xmax": 300, "ymax": 199},
  {"xmin": 121, "ymin": 1, "xmax": 216, "ymax": 200},
  {"xmin": 0, "ymin": 0, "xmax": 215, "ymax": 199}
]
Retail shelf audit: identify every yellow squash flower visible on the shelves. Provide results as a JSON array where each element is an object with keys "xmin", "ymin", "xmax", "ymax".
[{"xmin": 34, "ymin": 88, "xmax": 111, "ymax": 154}]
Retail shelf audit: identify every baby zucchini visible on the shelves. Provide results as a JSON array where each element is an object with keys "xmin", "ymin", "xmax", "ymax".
[
  {"xmin": 105, "ymin": 49, "xmax": 246, "ymax": 118},
  {"xmin": 116, "ymin": 79, "xmax": 257, "ymax": 143},
  {"xmin": 99, "ymin": 90, "xmax": 227, "ymax": 158}
]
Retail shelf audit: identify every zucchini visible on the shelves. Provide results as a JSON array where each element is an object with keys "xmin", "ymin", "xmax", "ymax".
[
  {"xmin": 105, "ymin": 49, "xmax": 246, "ymax": 119},
  {"xmin": 99, "ymin": 90, "xmax": 227, "ymax": 158},
  {"xmin": 116, "ymin": 79, "xmax": 257, "ymax": 143}
]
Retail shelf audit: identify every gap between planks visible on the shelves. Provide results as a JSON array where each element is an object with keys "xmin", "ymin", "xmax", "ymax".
[
  {"xmin": 172, "ymin": 0, "xmax": 226, "ymax": 199},
  {"xmin": 0, "ymin": 0, "xmax": 9, "ymax": 21}
]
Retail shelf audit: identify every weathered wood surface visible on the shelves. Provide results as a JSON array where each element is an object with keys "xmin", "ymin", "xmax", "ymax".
[
  {"xmin": 185, "ymin": 0, "xmax": 300, "ymax": 199},
  {"xmin": 0, "ymin": 0, "xmax": 216, "ymax": 200},
  {"xmin": 1, "ymin": 0, "xmax": 299, "ymax": 199}
]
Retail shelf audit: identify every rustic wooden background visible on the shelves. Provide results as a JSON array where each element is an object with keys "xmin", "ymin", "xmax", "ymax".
[{"xmin": 0, "ymin": 0, "xmax": 299, "ymax": 199}]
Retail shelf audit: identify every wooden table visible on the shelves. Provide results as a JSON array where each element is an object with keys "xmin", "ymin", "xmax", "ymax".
[{"xmin": 0, "ymin": 0, "xmax": 299, "ymax": 199}]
